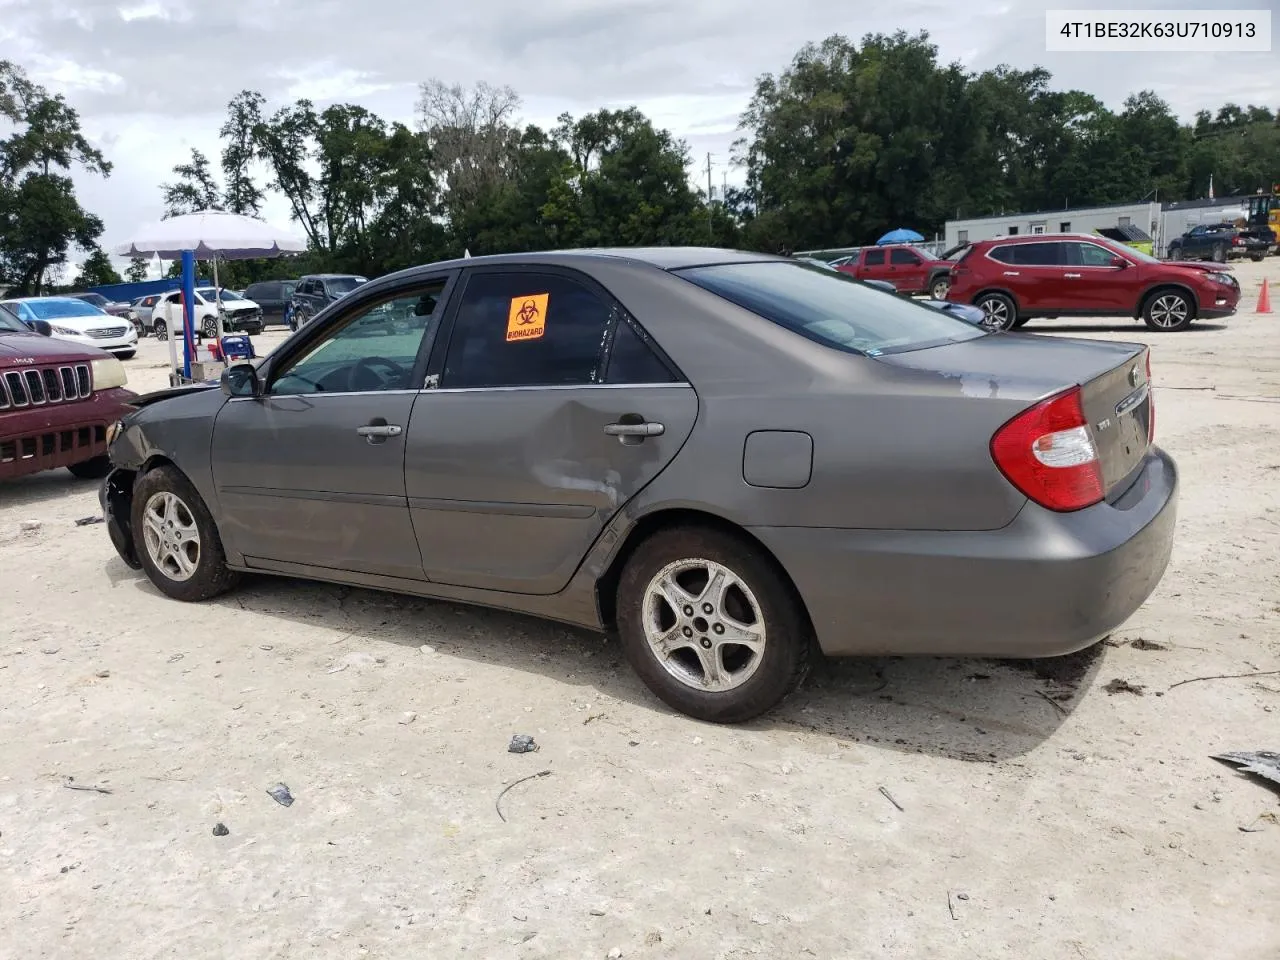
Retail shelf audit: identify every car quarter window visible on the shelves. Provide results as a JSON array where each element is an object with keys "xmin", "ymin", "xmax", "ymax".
[
  {"xmin": 440, "ymin": 271, "xmax": 619, "ymax": 389},
  {"xmin": 605, "ymin": 316, "xmax": 678, "ymax": 384},
  {"xmin": 889, "ymin": 248, "xmax": 920, "ymax": 265},
  {"xmin": 268, "ymin": 281, "xmax": 447, "ymax": 396}
]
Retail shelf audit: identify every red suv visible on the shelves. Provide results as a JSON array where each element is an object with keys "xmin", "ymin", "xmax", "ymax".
[
  {"xmin": 946, "ymin": 233, "xmax": 1241, "ymax": 332},
  {"xmin": 1, "ymin": 304, "xmax": 136, "ymax": 481}
]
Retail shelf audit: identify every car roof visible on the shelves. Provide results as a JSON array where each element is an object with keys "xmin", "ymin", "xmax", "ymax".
[
  {"xmin": 3, "ymin": 295, "xmax": 92, "ymax": 303},
  {"xmin": 972, "ymin": 233, "xmax": 1118, "ymax": 246}
]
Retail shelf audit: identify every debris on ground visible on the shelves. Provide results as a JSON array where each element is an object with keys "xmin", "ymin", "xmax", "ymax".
[
  {"xmin": 399, "ymin": 711, "xmax": 417, "ymax": 725},
  {"xmin": 74, "ymin": 516, "xmax": 104, "ymax": 527},
  {"xmin": 607, "ymin": 948, "xmax": 623, "ymax": 959},
  {"xmin": 267, "ymin": 783, "xmax": 295, "ymax": 807},
  {"xmin": 1130, "ymin": 637, "xmax": 1169, "ymax": 651},
  {"xmin": 19, "ymin": 520, "xmax": 41, "ymax": 533},
  {"xmin": 420, "ymin": 644, "xmax": 436, "ymax": 655},
  {"xmin": 1035, "ymin": 689, "xmax": 1070, "ymax": 715},
  {"xmin": 495, "ymin": 769, "xmax": 552, "ymax": 822},
  {"xmin": 1238, "ymin": 812, "xmax": 1278, "ymax": 833},
  {"xmin": 1170, "ymin": 669, "xmax": 1280, "ymax": 691},
  {"xmin": 62, "ymin": 777, "xmax": 111, "ymax": 795},
  {"xmin": 878, "ymin": 786, "xmax": 904, "ymax": 811},
  {"xmin": 508, "ymin": 734, "xmax": 538, "ymax": 754},
  {"xmin": 212, "ymin": 822, "xmax": 230, "ymax": 836},
  {"xmin": 1213, "ymin": 751, "xmax": 1280, "ymax": 792},
  {"xmin": 1104, "ymin": 678, "xmax": 1146, "ymax": 696}
]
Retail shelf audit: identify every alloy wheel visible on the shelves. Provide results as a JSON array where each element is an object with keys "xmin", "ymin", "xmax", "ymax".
[
  {"xmin": 141, "ymin": 491, "xmax": 202, "ymax": 582},
  {"xmin": 1148, "ymin": 294, "xmax": 1189, "ymax": 329},
  {"xmin": 980, "ymin": 297, "xmax": 1013, "ymax": 330},
  {"xmin": 641, "ymin": 558, "xmax": 766, "ymax": 693}
]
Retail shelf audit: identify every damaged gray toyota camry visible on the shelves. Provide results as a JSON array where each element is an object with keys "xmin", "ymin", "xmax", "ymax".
[{"xmin": 100, "ymin": 248, "xmax": 1176, "ymax": 723}]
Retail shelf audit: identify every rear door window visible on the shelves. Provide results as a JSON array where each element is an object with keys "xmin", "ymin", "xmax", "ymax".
[
  {"xmin": 676, "ymin": 261, "xmax": 984, "ymax": 357},
  {"xmin": 989, "ymin": 243, "xmax": 1061, "ymax": 266},
  {"xmin": 440, "ymin": 271, "xmax": 616, "ymax": 389}
]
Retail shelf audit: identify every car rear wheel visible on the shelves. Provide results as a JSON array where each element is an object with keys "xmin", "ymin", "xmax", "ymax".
[
  {"xmin": 975, "ymin": 292, "xmax": 1018, "ymax": 331},
  {"xmin": 1212, "ymin": 243, "xmax": 1227, "ymax": 263},
  {"xmin": 131, "ymin": 465, "xmax": 240, "ymax": 602},
  {"xmin": 67, "ymin": 455, "xmax": 113, "ymax": 480},
  {"xmin": 930, "ymin": 277, "xmax": 950, "ymax": 300},
  {"xmin": 616, "ymin": 526, "xmax": 811, "ymax": 723},
  {"xmin": 1143, "ymin": 289, "xmax": 1195, "ymax": 332}
]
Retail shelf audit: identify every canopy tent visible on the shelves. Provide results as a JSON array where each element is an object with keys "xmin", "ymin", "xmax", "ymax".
[
  {"xmin": 114, "ymin": 211, "xmax": 306, "ymax": 381},
  {"xmin": 877, "ymin": 228, "xmax": 925, "ymax": 245}
]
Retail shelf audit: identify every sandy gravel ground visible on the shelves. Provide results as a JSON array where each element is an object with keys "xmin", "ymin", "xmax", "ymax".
[{"xmin": 2, "ymin": 262, "xmax": 1278, "ymax": 959}]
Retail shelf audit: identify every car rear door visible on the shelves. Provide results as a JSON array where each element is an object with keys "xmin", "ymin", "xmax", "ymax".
[
  {"xmin": 210, "ymin": 274, "xmax": 456, "ymax": 580},
  {"xmin": 859, "ymin": 248, "xmax": 890, "ymax": 283},
  {"xmin": 403, "ymin": 266, "xmax": 698, "ymax": 595}
]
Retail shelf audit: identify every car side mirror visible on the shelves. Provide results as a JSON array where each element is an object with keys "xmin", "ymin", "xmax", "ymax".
[
  {"xmin": 221, "ymin": 363, "xmax": 261, "ymax": 398},
  {"xmin": 29, "ymin": 319, "xmax": 53, "ymax": 337},
  {"xmin": 1110, "ymin": 255, "xmax": 1129, "ymax": 268}
]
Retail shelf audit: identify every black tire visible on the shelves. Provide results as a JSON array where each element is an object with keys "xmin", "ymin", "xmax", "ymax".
[
  {"xmin": 1142, "ymin": 288, "xmax": 1196, "ymax": 332},
  {"xmin": 975, "ymin": 291, "xmax": 1018, "ymax": 331},
  {"xmin": 1250, "ymin": 253, "xmax": 1265, "ymax": 262},
  {"xmin": 1212, "ymin": 243, "xmax": 1227, "ymax": 263},
  {"xmin": 616, "ymin": 526, "xmax": 811, "ymax": 723},
  {"xmin": 1167, "ymin": 244, "xmax": 1181, "ymax": 261},
  {"xmin": 115, "ymin": 351, "xmax": 136, "ymax": 360},
  {"xmin": 201, "ymin": 316, "xmax": 218, "ymax": 338},
  {"xmin": 1011, "ymin": 316, "xmax": 1031, "ymax": 329},
  {"xmin": 153, "ymin": 320, "xmax": 167, "ymax": 341},
  {"xmin": 67, "ymin": 455, "xmax": 112, "ymax": 480},
  {"xmin": 930, "ymin": 277, "xmax": 950, "ymax": 301},
  {"xmin": 131, "ymin": 465, "xmax": 240, "ymax": 602}
]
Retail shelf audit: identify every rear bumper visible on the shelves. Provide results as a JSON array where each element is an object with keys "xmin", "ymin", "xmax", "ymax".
[
  {"xmin": 750, "ymin": 446, "xmax": 1178, "ymax": 658},
  {"xmin": 0, "ymin": 387, "xmax": 136, "ymax": 480}
]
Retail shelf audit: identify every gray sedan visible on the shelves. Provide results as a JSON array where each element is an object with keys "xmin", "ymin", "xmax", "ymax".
[{"xmin": 100, "ymin": 248, "xmax": 1176, "ymax": 723}]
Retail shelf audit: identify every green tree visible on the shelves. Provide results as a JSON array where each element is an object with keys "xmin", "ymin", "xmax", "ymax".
[
  {"xmin": 221, "ymin": 90, "xmax": 265, "ymax": 215},
  {"xmin": 125, "ymin": 256, "xmax": 150, "ymax": 282},
  {"xmin": 161, "ymin": 148, "xmax": 221, "ymax": 216},
  {"xmin": 0, "ymin": 61, "xmax": 110, "ymax": 294},
  {"xmin": 74, "ymin": 247, "xmax": 122, "ymax": 287}
]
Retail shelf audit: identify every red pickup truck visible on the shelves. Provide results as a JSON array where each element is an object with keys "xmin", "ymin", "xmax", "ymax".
[
  {"xmin": 835, "ymin": 244, "xmax": 953, "ymax": 299},
  {"xmin": 1, "ymin": 304, "xmax": 136, "ymax": 481}
]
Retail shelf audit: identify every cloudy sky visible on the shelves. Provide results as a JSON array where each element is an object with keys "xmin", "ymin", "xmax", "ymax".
[{"xmin": 2, "ymin": 0, "xmax": 1276, "ymax": 272}]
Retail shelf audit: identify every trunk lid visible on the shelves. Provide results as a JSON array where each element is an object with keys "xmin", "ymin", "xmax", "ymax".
[{"xmin": 877, "ymin": 332, "xmax": 1151, "ymax": 495}]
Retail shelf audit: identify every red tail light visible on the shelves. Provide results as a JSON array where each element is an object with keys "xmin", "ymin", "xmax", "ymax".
[
  {"xmin": 1233, "ymin": 236, "xmax": 1243, "ymax": 245},
  {"xmin": 990, "ymin": 386, "xmax": 1104, "ymax": 512}
]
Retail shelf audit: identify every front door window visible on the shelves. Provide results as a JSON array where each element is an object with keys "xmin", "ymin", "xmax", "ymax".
[{"xmin": 270, "ymin": 283, "xmax": 446, "ymax": 395}]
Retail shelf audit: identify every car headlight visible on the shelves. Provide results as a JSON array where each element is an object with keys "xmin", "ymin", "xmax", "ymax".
[
  {"xmin": 1207, "ymin": 272, "xmax": 1233, "ymax": 286},
  {"xmin": 91, "ymin": 356, "xmax": 128, "ymax": 390},
  {"xmin": 51, "ymin": 324, "xmax": 81, "ymax": 335},
  {"xmin": 105, "ymin": 420, "xmax": 124, "ymax": 444}
]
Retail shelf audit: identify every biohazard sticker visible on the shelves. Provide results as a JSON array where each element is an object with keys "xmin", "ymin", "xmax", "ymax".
[{"xmin": 506, "ymin": 293, "xmax": 549, "ymax": 342}]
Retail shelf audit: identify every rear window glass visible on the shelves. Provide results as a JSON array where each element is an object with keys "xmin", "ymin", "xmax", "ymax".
[{"xmin": 676, "ymin": 261, "xmax": 985, "ymax": 357}]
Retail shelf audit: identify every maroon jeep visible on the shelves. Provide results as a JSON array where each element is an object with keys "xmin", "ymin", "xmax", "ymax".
[{"xmin": 0, "ymin": 303, "xmax": 137, "ymax": 481}]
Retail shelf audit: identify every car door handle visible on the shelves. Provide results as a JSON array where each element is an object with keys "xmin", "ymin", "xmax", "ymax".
[
  {"xmin": 1064, "ymin": 272, "xmax": 1082, "ymax": 278},
  {"xmin": 604, "ymin": 420, "xmax": 665, "ymax": 443},
  {"xmin": 1003, "ymin": 271, "xmax": 1020, "ymax": 276},
  {"xmin": 356, "ymin": 422, "xmax": 402, "ymax": 444}
]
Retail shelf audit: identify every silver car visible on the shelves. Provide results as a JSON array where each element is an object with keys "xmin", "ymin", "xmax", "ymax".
[{"xmin": 100, "ymin": 248, "xmax": 1176, "ymax": 723}]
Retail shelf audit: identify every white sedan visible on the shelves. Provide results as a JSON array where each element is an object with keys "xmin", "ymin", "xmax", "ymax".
[
  {"xmin": 149, "ymin": 287, "xmax": 265, "ymax": 340},
  {"xmin": 1, "ymin": 296, "xmax": 139, "ymax": 358}
]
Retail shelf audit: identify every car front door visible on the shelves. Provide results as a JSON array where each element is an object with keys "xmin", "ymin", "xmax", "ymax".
[
  {"xmin": 887, "ymin": 247, "xmax": 928, "ymax": 293},
  {"xmin": 403, "ymin": 267, "xmax": 698, "ymax": 595},
  {"xmin": 210, "ymin": 275, "xmax": 455, "ymax": 580},
  {"xmin": 1182, "ymin": 227, "xmax": 1208, "ymax": 259},
  {"xmin": 1063, "ymin": 241, "xmax": 1136, "ymax": 313}
]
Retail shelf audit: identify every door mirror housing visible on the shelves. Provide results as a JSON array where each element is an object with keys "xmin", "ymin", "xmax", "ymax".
[
  {"xmin": 1110, "ymin": 255, "xmax": 1129, "ymax": 268},
  {"xmin": 221, "ymin": 362, "xmax": 261, "ymax": 398},
  {"xmin": 29, "ymin": 319, "xmax": 53, "ymax": 337}
]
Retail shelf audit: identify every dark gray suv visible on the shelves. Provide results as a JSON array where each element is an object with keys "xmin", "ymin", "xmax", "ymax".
[{"xmin": 290, "ymin": 274, "xmax": 368, "ymax": 329}]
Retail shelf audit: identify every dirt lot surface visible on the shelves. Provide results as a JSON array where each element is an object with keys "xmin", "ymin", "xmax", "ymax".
[{"xmin": 3, "ymin": 263, "xmax": 1279, "ymax": 959}]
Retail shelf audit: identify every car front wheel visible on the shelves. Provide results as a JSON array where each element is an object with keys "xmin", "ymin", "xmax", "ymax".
[
  {"xmin": 616, "ymin": 526, "xmax": 811, "ymax": 723},
  {"xmin": 975, "ymin": 292, "xmax": 1018, "ymax": 331},
  {"xmin": 131, "ymin": 465, "xmax": 240, "ymax": 602},
  {"xmin": 153, "ymin": 320, "xmax": 167, "ymax": 340},
  {"xmin": 1143, "ymin": 289, "xmax": 1195, "ymax": 331}
]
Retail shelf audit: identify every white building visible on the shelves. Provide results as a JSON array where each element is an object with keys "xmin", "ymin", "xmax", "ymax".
[{"xmin": 945, "ymin": 202, "xmax": 1160, "ymax": 252}]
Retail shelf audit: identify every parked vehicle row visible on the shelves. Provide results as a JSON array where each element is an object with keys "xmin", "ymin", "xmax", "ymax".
[
  {"xmin": 1166, "ymin": 222, "xmax": 1273, "ymax": 263},
  {"xmin": 834, "ymin": 244, "xmax": 954, "ymax": 299},
  {"xmin": 0, "ymin": 296, "xmax": 140, "ymax": 358},
  {"xmin": 99, "ymin": 247, "xmax": 1175, "ymax": 724}
]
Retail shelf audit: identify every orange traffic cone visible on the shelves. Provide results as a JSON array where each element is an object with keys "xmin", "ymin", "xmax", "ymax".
[{"xmin": 1258, "ymin": 279, "xmax": 1272, "ymax": 314}]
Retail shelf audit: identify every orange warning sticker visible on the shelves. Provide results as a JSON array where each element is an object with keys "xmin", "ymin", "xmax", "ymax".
[{"xmin": 506, "ymin": 293, "xmax": 549, "ymax": 342}]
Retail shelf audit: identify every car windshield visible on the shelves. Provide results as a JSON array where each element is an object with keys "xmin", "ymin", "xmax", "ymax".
[
  {"xmin": 1122, "ymin": 245, "xmax": 1162, "ymax": 264},
  {"xmin": 328, "ymin": 277, "xmax": 367, "ymax": 294},
  {"xmin": 196, "ymin": 287, "xmax": 244, "ymax": 301},
  {"xmin": 0, "ymin": 302, "xmax": 27, "ymax": 332},
  {"xmin": 677, "ymin": 261, "xmax": 986, "ymax": 356},
  {"xmin": 24, "ymin": 298, "xmax": 106, "ymax": 319}
]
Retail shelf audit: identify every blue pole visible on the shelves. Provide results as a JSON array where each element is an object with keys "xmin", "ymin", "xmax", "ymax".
[{"xmin": 181, "ymin": 251, "xmax": 195, "ymax": 380}]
